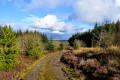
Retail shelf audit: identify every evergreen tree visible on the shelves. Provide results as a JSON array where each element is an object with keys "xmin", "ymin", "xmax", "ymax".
[
  {"xmin": 0, "ymin": 26, "xmax": 3, "ymax": 39},
  {"xmin": 59, "ymin": 42, "xmax": 64, "ymax": 50},
  {"xmin": 46, "ymin": 35, "xmax": 55, "ymax": 51},
  {"xmin": 0, "ymin": 25, "xmax": 18, "ymax": 70},
  {"xmin": 25, "ymin": 29, "xmax": 29, "ymax": 34},
  {"xmin": 42, "ymin": 33, "xmax": 48, "ymax": 43},
  {"xmin": 116, "ymin": 20, "xmax": 120, "ymax": 32},
  {"xmin": 27, "ymin": 38, "xmax": 43, "ymax": 58},
  {"xmin": 16, "ymin": 29, "xmax": 23, "ymax": 37}
]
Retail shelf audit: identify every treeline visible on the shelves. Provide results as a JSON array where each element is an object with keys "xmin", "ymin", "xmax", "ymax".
[
  {"xmin": 16, "ymin": 29, "xmax": 48, "ymax": 43},
  {"xmin": 68, "ymin": 20, "xmax": 120, "ymax": 47},
  {"xmin": 0, "ymin": 26, "xmax": 48, "ymax": 43}
]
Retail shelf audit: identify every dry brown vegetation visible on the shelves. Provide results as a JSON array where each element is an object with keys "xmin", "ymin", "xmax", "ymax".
[
  {"xmin": 73, "ymin": 47, "xmax": 102, "ymax": 55},
  {"xmin": 61, "ymin": 46, "xmax": 120, "ymax": 80},
  {"xmin": 53, "ymin": 41, "xmax": 69, "ymax": 50}
]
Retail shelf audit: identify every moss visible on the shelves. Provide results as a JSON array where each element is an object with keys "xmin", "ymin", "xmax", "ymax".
[
  {"xmin": 39, "ymin": 58, "xmax": 56, "ymax": 80},
  {"xmin": 63, "ymin": 65, "xmax": 80, "ymax": 80}
]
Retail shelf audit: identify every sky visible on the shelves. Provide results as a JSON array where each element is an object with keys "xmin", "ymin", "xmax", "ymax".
[{"xmin": 0, "ymin": 0, "xmax": 120, "ymax": 39}]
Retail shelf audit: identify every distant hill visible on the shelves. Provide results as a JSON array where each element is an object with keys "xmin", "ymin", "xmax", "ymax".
[{"xmin": 52, "ymin": 39, "xmax": 68, "ymax": 42}]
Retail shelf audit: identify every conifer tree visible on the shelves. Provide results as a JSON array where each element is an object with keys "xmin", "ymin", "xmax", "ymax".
[
  {"xmin": 46, "ymin": 35, "xmax": 55, "ymax": 51},
  {"xmin": 27, "ymin": 37, "xmax": 43, "ymax": 58},
  {"xmin": 59, "ymin": 42, "xmax": 64, "ymax": 50},
  {"xmin": 0, "ymin": 25, "xmax": 18, "ymax": 70}
]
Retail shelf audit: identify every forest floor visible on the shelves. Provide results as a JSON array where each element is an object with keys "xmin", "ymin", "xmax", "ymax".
[{"xmin": 26, "ymin": 51, "xmax": 69, "ymax": 80}]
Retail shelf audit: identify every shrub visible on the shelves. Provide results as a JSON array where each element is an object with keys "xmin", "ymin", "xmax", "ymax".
[
  {"xmin": 97, "ymin": 30, "xmax": 114, "ymax": 48},
  {"xmin": 59, "ymin": 42, "xmax": 65, "ymax": 50},
  {"xmin": 27, "ymin": 38, "xmax": 43, "ymax": 58},
  {"xmin": 73, "ymin": 39, "xmax": 86, "ymax": 50},
  {"xmin": 17, "ymin": 33, "xmax": 42, "ymax": 53},
  {"xmin": 0, "ymin": 26, "xmax": 18, "ymax": 70},
  {"xmin": 17, "ymin": 33, "xmax": 35, "ymax": 52}
]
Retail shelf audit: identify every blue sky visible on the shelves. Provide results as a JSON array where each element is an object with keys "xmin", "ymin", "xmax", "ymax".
[{"xmin": 0, "ymin": 0, "xmax": 120, "ymax": 39}]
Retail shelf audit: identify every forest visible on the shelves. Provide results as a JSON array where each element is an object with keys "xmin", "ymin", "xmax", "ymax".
[{"xmin": 68, "ymin": 20, "xmax": 120, "ymax": 47}]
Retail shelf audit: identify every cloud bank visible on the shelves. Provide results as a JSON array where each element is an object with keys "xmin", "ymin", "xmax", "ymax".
[
  {"xmin": 13, "ymin": 0, "xmax": 120, "ymax": 23},
  {"xmin": 29, "ymin": 15, "xmax": 74, "ymax": 34},
  {"xmin": 69, "ymin": 0, "xmax": 120, "ymax": 23}
]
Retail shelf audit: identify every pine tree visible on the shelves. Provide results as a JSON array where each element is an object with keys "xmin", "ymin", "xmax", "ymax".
[
  {"xmin": 25, "ymin": 29, "xmax": 29, "ymax": 34},
  {"xmin": 59, "ymin": 42, "xmax": 64, "ymax": 50},
  {"xmin": 27, "ymin": 38, "xmax": 43, "ymax": 58},
  {"xmin": 0, "ymin": 25, "xmax": 18, "ymax": 70},
  {"xmin": 42, "ymin": 33, "xmax": 48, "ymax": 43},
  {"xmin": 46, "ymin": 35, "xmax": 55, "ymax": 51}
]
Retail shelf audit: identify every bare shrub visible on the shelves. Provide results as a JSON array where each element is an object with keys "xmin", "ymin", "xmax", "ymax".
[
  {"xmin": 97, "ymin": 30, "xmax": 114, "ymax": 48},
  {"xmin": 73, "ymin": 39, "xmax": 86, "ymax": 50}
]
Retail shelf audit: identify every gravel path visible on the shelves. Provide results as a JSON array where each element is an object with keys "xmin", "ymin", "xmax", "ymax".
[{"xmin": 27, "ymin": 52, "xmax": 68, "ymax": 80}]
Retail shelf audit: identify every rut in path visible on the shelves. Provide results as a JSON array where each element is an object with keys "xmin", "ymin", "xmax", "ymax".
[{"xmin": 27, "ymin": 52, "xmax": 68, "ymax": 80}]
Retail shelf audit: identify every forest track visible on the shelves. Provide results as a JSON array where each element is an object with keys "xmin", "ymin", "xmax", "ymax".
[{"xmin": 26, "ymin": 52, "xmax": 69, "ymax": 80}]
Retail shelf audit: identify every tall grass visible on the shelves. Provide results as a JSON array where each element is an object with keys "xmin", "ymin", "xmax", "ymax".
[
  {"xmin": 105, "ymin": 46, "xmax": 120, "ymax": 54},
  {"xmin": 73, "ymin": 47, "xmax": 102, "ymax": 55}
]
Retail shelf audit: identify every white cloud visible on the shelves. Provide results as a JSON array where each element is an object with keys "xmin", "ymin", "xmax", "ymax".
[
  {"xmin": 75, "ymin": 23, "xmax": 94, "ymax": 33},
  {"xmin": 115, "ymin": 0, "xmax": 120, "ymax": 7},
  {"xmin": 69, "ymin": 0, "xmax": 120, "ymax": 23},
  {"xmin": 81, "ymin": 29, "xmax": 87, "ymax": 33},
  {"xmin": 0, "ymin": 20, "xmax": 28, "ymax": 31},
  {"xmin": 13, "ymin": 0, "xmax": 120, "ymax": 23},
  {"xmin": 0, "ymin": 15, "xmax": 75, "ymax": 35},
  {"xmin": 29, "ymin": 15, "xmax": 74, "ymax": 34},
  {"xmin": 52, "ymin": 30, "xmax": 64, "ymax": 34}
]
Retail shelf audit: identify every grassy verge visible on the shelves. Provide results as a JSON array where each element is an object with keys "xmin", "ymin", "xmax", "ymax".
[{"xmin": 14, "ymin": 54, "xmax": 46, "ymax": 80}]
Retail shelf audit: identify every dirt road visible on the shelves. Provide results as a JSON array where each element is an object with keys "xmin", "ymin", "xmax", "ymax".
[{"xmin": 26, "ymin": 52, "xmax": 68, "ymax": 80}]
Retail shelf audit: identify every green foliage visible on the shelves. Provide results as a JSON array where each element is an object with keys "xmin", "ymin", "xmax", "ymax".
[
  {"xmin": 59, "ymin": 42, "xmax": 65, "ymax": 50},
  {"xmin": 0, "ymin": 25, "xmax": 18, "ymax": 70},
  {"xmin": 41, "ymin": 33, "xmax": 48, "ymax": 43},
  {"xmin": 68, "ymin": 32, "xmax": 92, "ymax": 47},
  {"xmin": 69, "ymin": 20, "xmax": 120, "ymax": 47},
  {"xmin": 0, "ymin": 52, "xmax": 5, "ymax": 70},
  {"xmin": 16, "ymin": 32, "xmax": 44, "ymax": 58},
  {"xmin": 46, "ymin": 40, "xmax": 55, "ymax": 51},
  {"xmin": 15, "ymin": 29, "xmax": 23, "ymax": 37},
  {"xmin": 27, "ymin": 38, "xmax": 43, "ymax": 58},
  {"xmin": 0, "ymin": 26, "xmax": 3, "ymax": 39}
]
